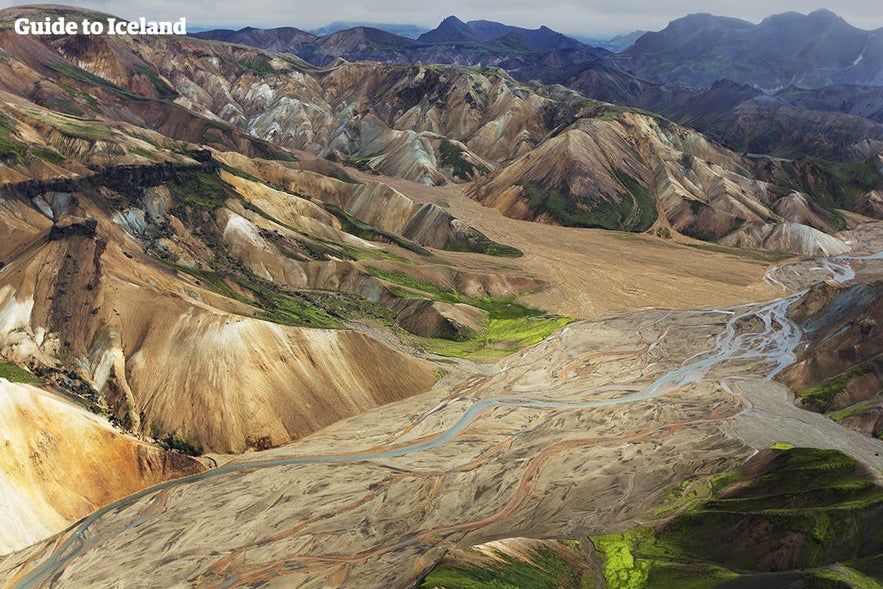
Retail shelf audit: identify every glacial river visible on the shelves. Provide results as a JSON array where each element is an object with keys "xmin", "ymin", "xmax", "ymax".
[{"xmin": 8, "ymin": 248, "xmax": 879, "ymax": 588}]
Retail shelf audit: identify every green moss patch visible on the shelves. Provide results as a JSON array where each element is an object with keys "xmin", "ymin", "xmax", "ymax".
[
  {"xmin": 365, "ymin": 266, "xmax": 570, "ymax": 356},
  {"xmin": 518, "ymin": 172, "xmax": 657, "ymax": 232},
  {"xmin": 586, "ymin": 446, "xmax": 883, "ymax": 588},
  {"xmin": 419, "ymin": 543, "xmax": 589, "ymax": 589},
  {"xmin": 797, "ymin": 363, "xmax": 874, "ymax": 412},
  {"xmin": 0, "ymin": 360, "xmax": 43, "ymax": 384},
  {"xmin": 323, "ymin": 204, "xmax": 432, "ymax": 256},
  {"xmin": 167, "ymin": 171, "xmax": 242, "ymax": 211}
]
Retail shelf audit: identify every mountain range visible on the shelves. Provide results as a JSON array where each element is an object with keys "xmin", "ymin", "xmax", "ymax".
[{"xmin": 1, "ymin": 4, "xmax": 883, "ymax": 588}]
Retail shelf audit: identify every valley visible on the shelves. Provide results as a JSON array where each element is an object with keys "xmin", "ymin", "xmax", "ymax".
[
  {"xmin": 2, "ymin": 202, "xmax": 882, "ymax": 587},
  {"xmin": 1, "ymin": 4, "xmax": 883, "ymax": 588}
]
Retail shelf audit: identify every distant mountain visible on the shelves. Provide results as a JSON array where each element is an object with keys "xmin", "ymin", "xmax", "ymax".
[
  {"xmin": 417, "ymin": 15, "xmax": 480, "ymax": 44},
  {"xmin": 415, "ymin": 16, "xmax": 583, "ymax": 50},
  {"xmin": 192, "ymin": 26, "xmax": 317, "ymax": 54},
  {"xmin": 575, "ymin": 30, "xmax": 646, "ymax": 52},
  {"xmin": 620, "ymin": 9, "xmax": 883, "ymax": 89},
  {"xmin": 310, "ymin": 21, "xmax": 429, "ymax": 38},
  {"xmin": 193, "ymin": 15, "xmax": 607, "ymax": 69}
]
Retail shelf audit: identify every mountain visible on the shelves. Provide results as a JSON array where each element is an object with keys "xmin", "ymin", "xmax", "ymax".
[
  {"xmin": 0, "ymin": 378, "xmax": 203, "ymax": 554},
  {"xmin": 782, "ymin": 281, "xmax": 883, "ymax": 438},
  {"xmin": 620, "ymin": 9, "xmax": 883, "ymax": 89},
  {"xmin": 194, "ymin": 15, "xmax": 608, "ymax": 69},
  {"xmin": 417, "ymin": 15, "xmax": 479, "ymax": 44},
  {"xmin": 575, "ymin": 30, "xmax": 646, "ymax": 52},
  {"xmin": 310, "ymin": 21, "xmax": 429, "ymax": 38},
  {"xmin": 414, "ymin": 17, "xmax": 584, "ymax": 50},
  {"xmin": 5, "ymin": 6, "xmax": 875, "ymax": 255},
  {"xmin": 5, "ymin": 5, "xmax": 883, "ymax": 588},
  {"xmin": 189, "ymin": 26, "xmax": 318, "ymax": 54}
]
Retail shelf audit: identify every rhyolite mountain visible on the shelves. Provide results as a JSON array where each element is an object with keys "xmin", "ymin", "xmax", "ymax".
[
  {"xmin": 3, "ymin": 8, "xmax": 880, "ymax": 253},
  {"xmin": 2, "ymin": 4, "xmax": 883, "ymax": 588},
  {"xmin": 192, "ymin": 11, "xmax": 883, "ymax": 167}
]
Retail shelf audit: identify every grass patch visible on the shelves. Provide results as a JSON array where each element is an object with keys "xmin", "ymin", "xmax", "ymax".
[
  {"xmin": 166, "ymin": 171, "xmax": 242, "ymax": 211},
  {"xmin": 592, "ymin": 530, "xmax": 653, "ymax": 589},
  {"xmin": 133, "ymin": 65, "xmax": 176, "ymax": 98},
  {"xmin": 365, "ymin": 266, "xmax": 570, "ymax": 356},
  {"xmin": 156, "ymin": 432, "xmax": 203, "ymax": 456},
  {"xmin": 419, "ymin": 544, "xmax": 586, "ymax": 589},
  {"xmin": 803, "ymin": 564, "xmax": 883, "ymax": 589},
  {"xmin": 0, "ymin": 360, "xmax": 43, "ymax": 384},
  {"xmin": 419, "ymin": 315, "xmax": 572, "ymax": 358},
  {"xmin": 29, "ymin": 109, "xmax": 113, "ymax": 141},
  {"xmin": 439, "ymin": 138, "xmax": 487, "ymax": 180},
  {"xmin": 831, "ymin": 401, "xmax": 879, "ymax": 422},
  {"xmin": 31, "ymin": 145, "xmax": 66, "ymax": 165},
  {"xmin": 168, "ymin": 263, "xmax": 343, "ymax": 329},
  {"xmin": 796, "ymin": 363, "xmax": 874, "ymax": 412},
  {"xmin": 323, "ymin": 204, "xmax": 432, "ymax": 256},
  {"xmin": 518, "ymin": 174, "xmax": 657, "ymax": 232},
  {"xmin": 240, "ymin": 54, "xmax": 276, "ymax": 76},
  {"xmin": 47, "ymin": 62, "xmax": 147, "ymax": 102},
  {"xmin": 443, "ymin": 229, "xmax": 523, "ymax": 258}
]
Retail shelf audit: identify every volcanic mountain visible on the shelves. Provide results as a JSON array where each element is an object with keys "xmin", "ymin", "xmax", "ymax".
[
  {"xmin": 620, "ymin": 9, "xmax": 883, "ymax": 89},
  {"xmin": 2, "ymin": 6, "xmax": 883, "ymax": 586}
]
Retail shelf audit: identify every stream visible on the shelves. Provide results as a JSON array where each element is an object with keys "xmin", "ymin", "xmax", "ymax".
[{"xmin": 9, "ymin": 244, "xmax": 881, "ymax": 588}]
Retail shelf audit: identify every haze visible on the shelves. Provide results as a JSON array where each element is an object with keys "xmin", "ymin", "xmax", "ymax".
[{"xmin": 1, "ymin": 0, "xmax": 882, "ymax": 37}]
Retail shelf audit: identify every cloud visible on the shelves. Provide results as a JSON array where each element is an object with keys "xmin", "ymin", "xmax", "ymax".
[{"xmin": 0, "ymin": 0, "xmax": 880, "ymax": 36}]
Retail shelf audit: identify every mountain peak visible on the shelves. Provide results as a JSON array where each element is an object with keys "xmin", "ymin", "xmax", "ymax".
[
  {"xmin": 440, "ymin": 15, "xmax": 468, "ymax": 27},
  {"xmin": 418, "ymin": 15, "xmax": 479, "ymax": 43}
]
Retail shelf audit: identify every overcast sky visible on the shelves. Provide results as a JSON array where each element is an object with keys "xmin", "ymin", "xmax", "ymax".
[{"xmin": 2, "ymin": 0, "xmax": 881, "ymax": 37}]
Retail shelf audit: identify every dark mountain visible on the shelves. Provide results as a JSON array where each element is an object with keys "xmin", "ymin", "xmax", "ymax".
[
  {"xmin": 194, "ymin": 16, "xmax": 605, "ymax": 68},
  {"xmin": 191, "ymin": 26, "xmax": 318, "ymax": 54},
  {"xmin": 310, "ymin": 21, "xmax": 429, "ymax": 39},
  {"xmin": 417, "ymin": 15, "xmax": 480, "ymax": 43},
  {"xmin": 464, "ymin": 20, "xmax": 583, "ymax": 50},
  {"xmin": 620, "ymin": 9, "xmax": 883, "ymax": 89}
]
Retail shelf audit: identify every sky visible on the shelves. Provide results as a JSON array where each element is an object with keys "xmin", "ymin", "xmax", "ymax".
[{"xmin": 1, "ymin": 0, "xmax": 881, "ymax": 37}]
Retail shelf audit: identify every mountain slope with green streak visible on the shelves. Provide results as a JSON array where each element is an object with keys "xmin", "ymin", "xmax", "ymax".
[
  {"xmin": 0, "ymin": 5, "xmax": 876, "ymax": 255},
  {"xmin": 420, "ymin": 446, "xmax": 883, "ymax": 589}
]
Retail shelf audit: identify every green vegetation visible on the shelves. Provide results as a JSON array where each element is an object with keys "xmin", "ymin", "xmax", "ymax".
[
  {"xmin": 240, "ymin": 54, "xmax": 276, "ymax": 76},
  {"xmin": 0, "ymin": 112, "xmax": 26, "ymax": 165},
  {"xmin": 323, "ymin": 204, "xmax": 432, "ymax": 256},
  {"xmin": 518, "ymin": 173, "xmax": 657, "ymax": 232},
  {"xmin": 156, "ymin": 432, "xmax": 203, "ymax": 456},
  {"xmin": 587, "ymin": 447, "xmax": 883, "ymax": 588},
  {"xmin": 770, "ymin": 157, "xmax": 883, "ymax": 222},
  {"xmin": 133, "ymin": 65, "xmax": 176, "ymax": 98},
  {"xmin": 47, "ymin": 62, "xmax": 147, "ymax": 102},
  {"xmin": 654, "ymin": 480, "xmax": 711, "ymax": 517},
  {"xmin": 439, "ymin": 139, "xmax": 488, "ymax": 180},
  {"xmin": 29, "ymin": 109, "xmax": 113, "ymax": 141},
  {"xmin": 444, "ymin": 229, "xmax": 523, "ymax": 258},
  {"xmin": 796, "ymin": 363, "xmax": 874, "ymax": 412},
  {"xmin": 365, "ymin": 266, "xmax": 571, "ymax": 357},
  {"xmin": 31, "ymin": 145, "xmax": 66, "ymax": 165},
  {"xmin": 419, "ymin": 544, "xmax": 589, "ymax": 589},
  {"xmin": 419, "ymin": 315, "xmax": 572, "ymax": 357},
  {"xmin": 593, "ymin": 531, "xmax": 652, "ymax": 589},
  {"xmin": 0, "ymin": 360, "xmax": 43, "ymax": 384},
  {"xmin": 126, "ymin": 146, "xmax": 156, "ymax": 161},
  {"xmin": 168, "ymin": 263, "xmax": 343, "ymax": 329},
  {"xmin": 831, "ymin": 401, "xmax": 879, "ymax": 422},
  {"xmin": 804, "ymin": 565, "xmax": 883, "ymax": 589},
  {"xmin": 167, "ymin": 171, "xmax": 242, "ymax": 211}
]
